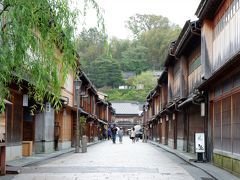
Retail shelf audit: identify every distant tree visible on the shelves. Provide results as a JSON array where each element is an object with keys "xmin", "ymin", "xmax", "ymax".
[
  {"xmin": 77, "ymin": 14, "xmax": 181, "ymax": 90},
  {"xmin": 121, "ymin": 45, "xmax": 149, "ymax": 74},
  {"xmin": 126, "ymin": 71, "xmax": 157, "ymax": 90},
  {"xmin": 88, "ymin": 57, "xmax": 123, "ymax": 88},
  {"xmin": 76, "ymin": 27, "xmax": 107, "ymax": 73},
  {"xmin": 105, "ymin": 71, "xmax": 158, "ymax": 102},
  {"xmin": 126, "ymin": 14, "xmax": 177, "ymax": 38},
  {"xmin": 109, "ymin": 37, "xmax": 130, "ymax": 59},
  {"xmin": 126, "ymin": 14, "xmax": 181, "ymax": 69},
  {"xmin": 139, "ymin": 28, "xmax": 181, "ymax": 68}
]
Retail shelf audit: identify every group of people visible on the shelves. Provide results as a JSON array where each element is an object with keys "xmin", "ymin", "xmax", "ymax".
[
  {"xmin": 107, "ymin": 124, "xmax": 124, "ymax": 144},
  {"xmin": 107, "ymin": 124, "xmax": 138, "ymax": 144}
]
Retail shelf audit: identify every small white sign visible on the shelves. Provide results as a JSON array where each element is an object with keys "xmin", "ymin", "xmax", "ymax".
[
  {"xmin": 23, "ymin": 94, "xmax": 28, "ymax": 107},
  {"xmin": 201, "ymin": 103, "xmax": 205, "ymax": 117},
  {"xmin": 172, "ymin": 113, "xmax": 175, "ymax": 120},
  {"xmin": 166, "ymin": 115, "xmax": 169, "ymax": 121},
  {"xmin": 195, "ymin": 133, "xmax": 205, "ymax": 153}
]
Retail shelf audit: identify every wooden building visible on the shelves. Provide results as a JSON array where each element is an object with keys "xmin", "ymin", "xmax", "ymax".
[
  {"xmin": 112, "ymin": 102, "xmax": 142, "ymax": 133},
  {"xmin": 173, "ymin": 20, "xmax": 206, "ymax": 154},
  {"xmin": 145, "ymin": 71, "xmax": 168, "ymax": 143},
  {"xmin": 196, "ymin": 0, "xmax": 240, "ymax": 176},
  {"xmin": 145, "ymin": 0, "xmax": 240, "ymax": 177},
  {"xmin": 79, "ymin": 72, "xmax": 111, "ymax": 142},
  {"xmin": 145, "ymin": 20, "xmax": 210, "ymax": 157},
  {"xmin": 54, "ymin": 73, "xmax": 75, "ymax": 151},
  {"xmin": 0, "ymin": 68, "xmax": 113, "ymax": 175}
]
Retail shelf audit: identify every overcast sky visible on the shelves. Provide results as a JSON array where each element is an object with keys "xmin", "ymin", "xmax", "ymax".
[{"xmin": 74, "ymin": 0, "xmax": 201, "ymax": 39}]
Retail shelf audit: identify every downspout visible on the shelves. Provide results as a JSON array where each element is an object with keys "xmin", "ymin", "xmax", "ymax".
[
  {"xmin": 186, "ymin": 107, "xmax": 189, "ymax": 152},
  {"xmin": 106, "ymin": 104, "xmax": 109, "ymax": 122}
]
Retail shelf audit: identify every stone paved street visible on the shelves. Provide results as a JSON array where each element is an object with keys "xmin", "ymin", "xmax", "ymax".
[{"xmin": 4, "ymin": 137, "xmax": 213, "ymax": 180}]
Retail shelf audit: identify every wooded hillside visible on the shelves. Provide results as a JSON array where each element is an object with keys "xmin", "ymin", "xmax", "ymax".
[{"xmin": 77, "ymin": 14, "xmax": 181, "ymax": 101}]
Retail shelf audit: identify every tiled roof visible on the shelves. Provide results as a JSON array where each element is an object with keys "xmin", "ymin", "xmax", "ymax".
[{"xmin": 112, "ymin": 102, "xmax": 141, "ymax": 115}]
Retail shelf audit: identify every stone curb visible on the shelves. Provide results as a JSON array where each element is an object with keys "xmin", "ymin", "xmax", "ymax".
[
  {"xmin": 7, "ymin": 140, "xmax": 103, "ymax": 168},
  {"xmin": 148, "ymin": 141, "xmax": 238, "ymax": 180}
]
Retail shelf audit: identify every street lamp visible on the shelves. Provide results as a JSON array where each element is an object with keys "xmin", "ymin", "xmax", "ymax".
[{"xmin": 74, "ymin": 79, "xmax": 82, "ymax": 153}]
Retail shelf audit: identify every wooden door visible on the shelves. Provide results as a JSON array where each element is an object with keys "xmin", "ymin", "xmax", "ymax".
[{"xmin": 22, "ymin": 108, "xmax": 34, "ymax": 141}]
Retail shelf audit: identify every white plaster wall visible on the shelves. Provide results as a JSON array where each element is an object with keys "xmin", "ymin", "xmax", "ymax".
[{"xmin": 6, "ymin": 145, "xmax": 22, "ymax": 161}]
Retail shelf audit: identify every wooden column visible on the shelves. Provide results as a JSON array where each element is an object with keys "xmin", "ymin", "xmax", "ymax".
[
  {"xmin": 0, "ymin": 145, "xmax": 6, "ymax": 175},
  {"xmin": 180, "ymin": 56, "xmax": 188, "ymax": 98},
  {"xmin": 0, "ymin": 109, "xmax": 6, "ymax": 175}
]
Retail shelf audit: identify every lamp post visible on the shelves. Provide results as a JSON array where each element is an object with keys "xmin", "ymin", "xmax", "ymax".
[{"xmin": 74, "ymin": 80, "xmax": 82, "ymax": 153}]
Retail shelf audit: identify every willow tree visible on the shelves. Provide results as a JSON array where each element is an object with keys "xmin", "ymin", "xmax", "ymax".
[{"xmin": 0, "ymin": 0, "xmax": 104, "ymax": 111}]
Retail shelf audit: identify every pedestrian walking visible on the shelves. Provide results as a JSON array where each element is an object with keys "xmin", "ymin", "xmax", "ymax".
[
  {"xmin": 111, "ymin": 124, "xmax": 117, "ymax": 144},
  {"xmin": 107, "ymin": 127, "xmax": 112, "ymax": 140},
  {"xmin": 118, "ymin": 127, "xmax": 124, "ymax": 143},
  {"xmin": 102, "ymin": 128, "xmax": 107, "ymax": 140},
  {"xmin": 130, "ymin": 127, "xmax": 136, "ymax": 143}
]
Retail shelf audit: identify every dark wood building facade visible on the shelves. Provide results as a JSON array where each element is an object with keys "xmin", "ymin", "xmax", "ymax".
[
  {"xmin": 196, "ymin": 0, "xmax": 240, "ymax": 176},
  {"xmin": 145, "ymin": 0, "xmax": 240, "ymax": 177}
]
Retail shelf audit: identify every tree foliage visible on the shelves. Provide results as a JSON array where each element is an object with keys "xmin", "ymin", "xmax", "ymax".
[
  {"xmin": 105, "ymin": 71, "xmax": 157, "ymax": 102},
  {"xmin": 126, "ymin": 14, "xmax": 178, "ymax": 38},
  {"xmin": 87, "ymin": 57, "xmax": 123, "ymax": 88},
  {"xmin": 120, "ymin": 45, "xmax": 149, "ymax": 74},
  {"xmin": 77, "ymin": 27, "xmax": 107, "ymax": 71},
  {"xmin": 0, "ymin": 0, "xmax": 103, "ymax": 111},
  {"xmin": 77, "ymin": 14, "xmax": 180, "ymax": 89}
]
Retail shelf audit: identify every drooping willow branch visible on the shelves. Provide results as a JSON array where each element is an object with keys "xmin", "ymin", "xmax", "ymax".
[{"xmin": 0, "ymin": 0, "xmax": 105, "ymax": 113}]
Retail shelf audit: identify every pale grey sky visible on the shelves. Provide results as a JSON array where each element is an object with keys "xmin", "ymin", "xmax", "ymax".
[{"xmin": 73, "ymin": 0, "xmax": 201, "ymax": 39}]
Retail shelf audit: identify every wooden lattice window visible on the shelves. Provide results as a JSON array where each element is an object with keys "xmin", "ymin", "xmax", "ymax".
[
  {"xmin": 233, "ymin": 73, "xmax": 240, "ymax": 88},
  {"xmin": 214, "ymin": 101, "xmax": 222, "ymax": 150},
  {"xmin": 232, "ymin": 92, "xmax": 240, "ymax": 154},
  {"xmin": 189, "ymin": 56, "xmax": 201, "ymax": 74},
  {"xmin": 221, "ymin": 97, "xmax": 232, "ymax": 152}
]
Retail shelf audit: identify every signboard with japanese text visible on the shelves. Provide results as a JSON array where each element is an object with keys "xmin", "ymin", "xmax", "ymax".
[{"xmin": 195, "ymin": 133, "xmax": 205, "ymax": 153}]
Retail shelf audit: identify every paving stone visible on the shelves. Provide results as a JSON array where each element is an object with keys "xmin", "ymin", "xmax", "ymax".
[{"xmin": 9, "ymin": 137, "xmax": 211, "ymax": 180}]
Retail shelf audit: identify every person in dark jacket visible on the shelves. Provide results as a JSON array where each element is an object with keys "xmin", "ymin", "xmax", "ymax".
[
  {"xmin": 107, "ymin": 127, "xmax": 112, "ymax": 140},
  {"xmin": 111, "ymin": 124, "xmax": 117, "ymax": 144}
]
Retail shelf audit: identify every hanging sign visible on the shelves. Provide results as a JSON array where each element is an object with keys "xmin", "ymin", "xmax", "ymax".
[
  {"xmin": 195, "ymin": 133, "xmax": 205, "ymax": 153},
  {"xmin": 166, "ymin": 115, "xmax": 169, "ymax": 121},
  {"xmin": 172, "ymin": 113, "xmax": 175, "ymax": 120},
  {"xmin": 23, "ymin": 94, "xmax": 28, "ymax": 107},
  {"xmin": 201, "ymin": 103, "xmax": 205, "ymax": 117}
]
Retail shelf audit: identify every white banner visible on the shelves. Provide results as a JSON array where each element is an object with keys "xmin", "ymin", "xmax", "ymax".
[{"xmin": 195, "ymin": 133, "xmax": 205, "ymax": 153}]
